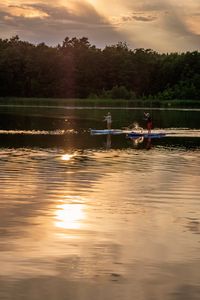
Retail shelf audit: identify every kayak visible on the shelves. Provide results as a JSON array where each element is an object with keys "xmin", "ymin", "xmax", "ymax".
[
  {"xmin": 127, "ymin": 132, "xmax": 166, "ymax": 138},
  {"xmin": 90, "ymin": 129, "xmax": 130, "ymax": 135}
]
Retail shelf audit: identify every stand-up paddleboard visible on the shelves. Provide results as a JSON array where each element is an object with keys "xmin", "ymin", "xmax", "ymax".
[
  {"xmin": 90, "ymin": 129, "xmax": 130, "ymax": 135},
  {"xmin": 127, "ymin": 132, "xmax": 166, "ymax": 138}
]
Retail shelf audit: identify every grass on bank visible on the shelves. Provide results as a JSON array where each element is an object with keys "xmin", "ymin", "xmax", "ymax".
[{"xmin": 0, "ymin": 97, "xmax": 200, "ymax": 108}]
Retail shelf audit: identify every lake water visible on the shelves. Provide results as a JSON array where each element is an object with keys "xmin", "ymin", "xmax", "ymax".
[{"xmin": 0, "ymin": 107, "xmax": 200, "ymax": 300}]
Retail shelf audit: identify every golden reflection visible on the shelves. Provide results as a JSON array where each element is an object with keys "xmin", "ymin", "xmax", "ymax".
[
  {"xmin": 131, "ymin": 137, "xmax": 144, "ymax": 147},
  {"xmin": 55, "ymin": 203, "xmax": 85, "ymax": 229},
  {"xmin": 61, "ymin": 153, "xmax": 74, "ymax": 161}
]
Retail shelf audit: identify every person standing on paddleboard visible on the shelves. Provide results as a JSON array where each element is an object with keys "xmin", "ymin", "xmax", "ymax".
[
  {"xmin": 144, "ymin": 112, "xmax": 152, "ymax": 134},
  {"xmin": 103, "ymin": 112, "xmax": 112, "ymax": 130}
]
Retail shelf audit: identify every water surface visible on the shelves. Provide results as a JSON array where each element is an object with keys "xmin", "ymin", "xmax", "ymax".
[{"xmin": 0, "ymin": 107, "xmax": 200, "ymax": 300}]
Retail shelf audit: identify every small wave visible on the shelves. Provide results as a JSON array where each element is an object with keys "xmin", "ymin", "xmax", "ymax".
[
  {"xmin": 164, "ymin": 128, "xmax": 200, "ymax": 138},
  {"xmin": 0, "ymin": 129, "xmax": 77, "ymax": 135}
]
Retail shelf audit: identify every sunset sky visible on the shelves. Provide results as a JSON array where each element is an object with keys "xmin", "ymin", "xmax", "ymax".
[{"xmin": 1, "ymin": 0, "xmax": 200, "ymax": 53}]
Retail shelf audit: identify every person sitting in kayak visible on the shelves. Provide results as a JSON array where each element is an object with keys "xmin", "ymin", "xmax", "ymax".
[
  {"xmin": 103, "ymin": 112, "xmax": 112, "ymax": 129},
  {"xmin": 123, "ymin": 122, "xmax": 143, "ymax": 133},
  {"xmin": 144, "ymin": 112, "xmax": 152, "ymax": 134}
]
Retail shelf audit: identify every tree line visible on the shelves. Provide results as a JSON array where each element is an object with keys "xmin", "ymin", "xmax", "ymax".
[{"xmin": 0, "ymin": 35, "xmax": 200, "ymax": 101}]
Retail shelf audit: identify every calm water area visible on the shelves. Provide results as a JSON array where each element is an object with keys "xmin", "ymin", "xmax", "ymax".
[{"xmin": 0, "ymin": 106, "xmax": 200, "ymax": 300}]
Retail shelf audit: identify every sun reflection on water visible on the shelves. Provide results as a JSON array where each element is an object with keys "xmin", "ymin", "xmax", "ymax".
[
  {"xmin": 55, "ymin": 203, "xmax": 85, "ymax": 230},
  {"xmin": 61, "ymin": 154, "xmax": 75, "ymax": 161}
]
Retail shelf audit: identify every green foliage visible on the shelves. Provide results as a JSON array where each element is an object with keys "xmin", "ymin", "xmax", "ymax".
[
  {"xmin": 106, "ymin": 86, "xmax": 135, "ymax": 100},
  {"xmin": 110, "ymin": 86, "xmax": 128, "ymax": 99},
  {"xmin": 157, "ymin": 75, "xmax": 200, "ymax": 100},
  {"xmin": 0, "ymin": 36, "xmax": 200, "ymax": 104}
]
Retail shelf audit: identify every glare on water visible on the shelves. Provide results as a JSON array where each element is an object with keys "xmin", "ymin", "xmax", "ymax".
[
  {"xmin": 55, "ymin": 202, "xmax": 85, "ymax": 230},
  {"xmin": 0, "ymin": 108, "xmax": 200, "ymax": 300}
]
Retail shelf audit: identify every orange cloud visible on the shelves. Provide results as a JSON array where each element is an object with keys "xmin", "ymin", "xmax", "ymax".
[
  {"xmin": 1, "ymin": 0, "xmax": 200, "ymax": 52},
  {"xmin": 7, "ymin": 4, "xmax": 48, "ymax": 18}
]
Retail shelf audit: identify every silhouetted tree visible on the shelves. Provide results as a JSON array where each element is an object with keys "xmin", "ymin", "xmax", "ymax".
[{"xmin": 0, "ymin": 36, "xmax": 200, "ymax": 101}]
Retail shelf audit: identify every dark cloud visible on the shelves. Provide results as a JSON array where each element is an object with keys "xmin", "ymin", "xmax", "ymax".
[
  {"xmin": 126, "ymin": 0, "xmax": 199, "ymax": 37},
  {"xmin": 132, "ymin": 13, "xmax": 157, "ymax": 22},
  {"xmin": 163, "ymin": 12, "xmax": 190, "ymax": 36},
  {"xmin": 26, "ymin": 2, "xmax": 106, "ymax": 24},
  {"xmin": 0, "ymin": 0, "xmax": 199, "ymax": 52},
  {"xmin": 113, "ymin": 10, "xmax": 158, "ymax": 26},
  {"xmin": 157, "ymin": 9, "xmax": 200, "ymax": 52},
  {"xmin": 125, "ymin": 0, "xmax": 170, "ymax": 12},
  {"xmin": 0, "ymin": 2, "xmax": 129, "ymax": 48},
  {"xmin": 4, "ymin": 2, "xmax": 108, "ymax": 26},
  {"xmin": 191, "ymin": 12, "xmax": 200, "ymax": 16},
  {"xmin": 162, "ymin": 10, "xmax": 200, "ymax": 39},
  {"xmin": 137, "ymin": 2, "xmax": 169, "ymax": 12},
  {"xmin": 121, "ymin": 13, "xmax": 157, "ymax": 22},
  {"xmin": 124, "ymin": 0, "xmax": 200, "ymax": 51}
]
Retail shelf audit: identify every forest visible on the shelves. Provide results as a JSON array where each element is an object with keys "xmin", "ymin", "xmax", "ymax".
[{"xmin": 0, "ymin": 35, "xmax": 200, "ymax": 102}]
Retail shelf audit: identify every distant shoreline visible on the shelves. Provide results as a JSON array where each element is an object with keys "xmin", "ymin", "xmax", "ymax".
[
  {"xmin": 0, "ymin": 105, "xmax": 200, "ymax": 112},
  {"xmin": 0, "ymin": 97, "xmax": 200, "ymax": 109}
]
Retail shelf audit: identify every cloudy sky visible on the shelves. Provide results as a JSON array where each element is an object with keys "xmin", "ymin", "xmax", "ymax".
[{"xmin": 1, "ymin": 0, "xmax": 200, "ymax": 53}]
